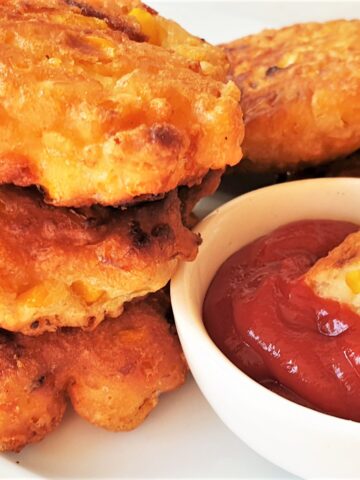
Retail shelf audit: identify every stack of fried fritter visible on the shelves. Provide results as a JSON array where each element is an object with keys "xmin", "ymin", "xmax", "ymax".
[{"xmin": 0, "ymin": 0, "xmax": 243, "ymax": 451}]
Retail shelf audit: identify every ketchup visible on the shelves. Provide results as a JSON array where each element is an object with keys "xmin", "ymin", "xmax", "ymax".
[{"xmin": 203, "ymin": 220, "xmax": 360, "ymax": 420}]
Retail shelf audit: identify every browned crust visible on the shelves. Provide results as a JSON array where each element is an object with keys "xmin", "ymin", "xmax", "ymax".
[
  {"xmin": 63, "ymin": 0, "xmax": 147, "ymax": 41},
  {"xmin": 0, "ymin": 179, "xmax": 207, "ymax": 334},
  {"xmin": 223, "ymin": 20, "xmax": 360, "ymax": 171},
  {"xmin": 306, "ymin": 230, "xmax": 360, "ymax": 279},
  {"xmin": 0, "ymin": 293, "xmax": 187, "ymax": 452},
  {"xmin": 0, "ymin": 0, "xmax": 242, "ymax": 206}
]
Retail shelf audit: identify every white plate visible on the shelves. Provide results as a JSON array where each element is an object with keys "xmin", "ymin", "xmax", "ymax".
[{"xmin": 3, "ymin": 2, "xmax": 360, "ymax": 478}]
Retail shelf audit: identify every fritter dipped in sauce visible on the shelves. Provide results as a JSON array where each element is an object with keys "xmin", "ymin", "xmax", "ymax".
[{"xmin": 203, "ymin": 220, "xmax": 360, "ymax": 420}]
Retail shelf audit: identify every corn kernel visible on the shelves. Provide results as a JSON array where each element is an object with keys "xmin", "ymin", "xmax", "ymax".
[
  {"xmin": 277, "ymin": 52, "xmax": 298, "ymax": 69},
  {"xmin": 17, "ymin": 282, "xmax": 62, "ymax": 308},
  {"xmin": 345, "ymin": 270, "xmax": 360, "ymax": 294},
  {"xmin": 48, "ymin": 57, "xmax": 62, "ymax": 66},
  {"xmin": 85, "ymin": 36, "xmax": 115, "ymax": 57},
  {"xmin": 128, "ymin": 8, "xmax": 164, "ymax": 45},
  {"xmin": 71, "ymin": 281, "xmax": 104, "ymax": 304}
]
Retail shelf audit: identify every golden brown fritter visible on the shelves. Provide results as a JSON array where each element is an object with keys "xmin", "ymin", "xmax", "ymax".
[
  {"xmin": 0, "ymin": 182, "xmax": 203, "ymax": 335},
  {"xmin": 0, "ymin": 0, "xmax": 243, "ymax": 207},
  {"xmin": 305, "ymin": 229, "xmax": 360, "ymax": 315},
  {"xmin": 0, "ymin": 293, "xmax": 187, "ymax": 452},
  {"xmin": 224, "ymin": 20, "xmax": 360, "ymax": 171}
]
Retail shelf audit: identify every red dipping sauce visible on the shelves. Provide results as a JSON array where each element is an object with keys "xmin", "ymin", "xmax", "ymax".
[{"xmin": 203, "ymin": 220, "xmax": 360, "ymax": 420}]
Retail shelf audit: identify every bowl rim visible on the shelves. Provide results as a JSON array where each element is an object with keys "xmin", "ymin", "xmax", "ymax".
[{"xmin": 171, "ymin": 177, "xmax": 360, "ymax": 433}]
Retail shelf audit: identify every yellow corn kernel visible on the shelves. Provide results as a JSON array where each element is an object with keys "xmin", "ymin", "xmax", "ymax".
[
  {"xmin": 345, "ymin": 270, "xmax": 360, "ymax": 294},
  {"xmin": 200, "ymin": 61, "xmax": 215, "ymax": 76},
  {"xmin": 277, "ymin": 52, "xmax": 298, "ymax": 69},
  {"xmin": 48, "ymin": 57, "xmax": 62, "ymax": 66},
  {"xmin": 51, "ymin": 14, "xmax": 69, "ymax": 25},
  {"xmin": 128, "ymin": 8, "xmax": 164, "ymax": 45},
  {"xmin": 17, "ymin": 282, "xmax": 62, "ymax": 308},
  {"xmin": 71, "ymin": 281, "xmax": 104, "ymax": 305},
  {"xmin": 85, "ymin": 36, "xmax": 115, "ymax": 57}
]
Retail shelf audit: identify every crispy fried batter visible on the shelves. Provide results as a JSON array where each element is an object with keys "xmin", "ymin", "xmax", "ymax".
[
  {"xmin": 224, "ymin": 20, "xmax": 360, "ymax": 171},
  {"xmin": 0, "ymin": 0, "xmax": 243, "ymax": 207},
  {"xmin": 305, "ymin": 228, "xmax": 360, "ymax": 315},
  {"xmin": 0, "ymin": 293, "xmax": 187, "ymax": 452},
  {"xmin": 0, "ymin": 181, "xmax": 205, "ymax": 335},
  {"xmin": 63, "ymin": 0, "xmax": 229, "ymax": 80}
]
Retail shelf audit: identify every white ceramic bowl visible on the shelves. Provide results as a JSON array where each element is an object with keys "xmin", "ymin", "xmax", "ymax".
[{"xmin": 171, "ymin": 178, "xmax": 360, "ymax": 479}]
